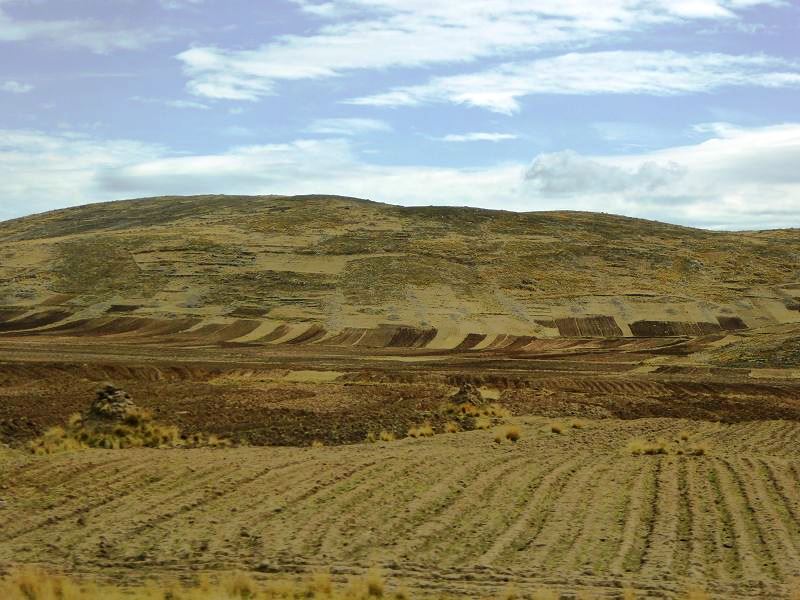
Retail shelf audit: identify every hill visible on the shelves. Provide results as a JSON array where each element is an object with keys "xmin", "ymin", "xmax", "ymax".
[{"xmin": 1, "ymin": 194, "xmax": 798, "ymax": 350}]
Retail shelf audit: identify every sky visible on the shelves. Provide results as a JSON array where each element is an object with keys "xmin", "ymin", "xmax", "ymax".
[{"xmin": 1, "ymin": 0, "xmax": 799, "ymax": 229}]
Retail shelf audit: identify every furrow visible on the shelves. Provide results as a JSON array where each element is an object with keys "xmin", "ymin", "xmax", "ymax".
[
  {"xmin": 439, "ymin": 453, "xmax": 561, "ymax": 566},
  {"xmin": 396, "ymin": 452, "xmax": 546, "ymax": 563},
  {"xmin": 511, "ymin": 454, "xmax": 606, "ymax": 570},
  {"xmin": 609, "ymin": 458, "xmax": 657, "ymax": 576},
  {"xmin": 563, "ymin": 457, "xmax": 643, "ymax": 574},
  {"xmin": 739, "ymin": 457, "xmax": 800, "ymax": 580},
  {"xmin": 713, "ymin": 458, "xmax": 777, "ymax": 581}
]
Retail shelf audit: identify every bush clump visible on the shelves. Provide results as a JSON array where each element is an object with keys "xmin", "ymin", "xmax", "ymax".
[{"xmin": 28, "ymin": 384, "xmax": 228, "ymax": 455}]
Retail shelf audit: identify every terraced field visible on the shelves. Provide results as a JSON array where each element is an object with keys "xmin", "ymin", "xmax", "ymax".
[{"xmin": 2, "ymin": 418, "xmax": 800, "ymax": 598}]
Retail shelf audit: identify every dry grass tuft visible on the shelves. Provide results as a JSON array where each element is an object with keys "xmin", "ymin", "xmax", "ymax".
[
  {"xmin": 378, "ymin": 430, "xmax": 396, "ymax": 442},
  {"xmin": 311, "ymin": 440, "xmax": 325, "ymax": 448},
  {"xmin": 407, "ymin": 423, "xmax": 434, "ymax": 438},
  {"xmin": 444, "ymin": 421, "xmax": 460, "ymax": 434},
  {"xmin": 629, "ymin": 436, "xmax": 711, "ymax": 457},
  {"xmin": 0, "ymin": 567, "xmax": 719, "ymax": 599},
  {"xmin": 504, "ymin": 426, "xmax": 521, "ymax": 442},
  {"xmin": 570, "ymin": 419, "xmax": 588, "ymax": 429},
  {"xmin": 627, "ymin": 438, "xmax": 669, "ymax": 456},
  {"xmin": 28, "ymin": 409, "xmax": 228, "ymax": 455},
  {"xmin": 549, "ymin": 422, "xmax": 565, "ymax": 435}
]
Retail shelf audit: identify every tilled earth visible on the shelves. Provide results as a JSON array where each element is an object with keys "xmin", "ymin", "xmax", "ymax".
[
  {"xmin": 2, "ymin": 337, "xmax": 800, "ymax": 448},
  {"xmin": 2, "ymin": 336, "xmax": 800, "ymax": 598},
  {"xmin": 2, "ymin": 418, "xmax": 800, "ymax": 598}
]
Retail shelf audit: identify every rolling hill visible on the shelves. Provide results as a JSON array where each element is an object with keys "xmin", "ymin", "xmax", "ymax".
[{"xmin": 1, "ymin": 194, "xmax": 798, "ymax": 352}]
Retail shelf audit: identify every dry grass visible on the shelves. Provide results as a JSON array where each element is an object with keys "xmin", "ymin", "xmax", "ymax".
[
  {"xmin": 379, "ymin": 430, "xmax": 396, "ymax": 442},
  {"xmin": 311, "ymin": 440, "xmax": 325, "ymax": 448},
  {"xmin": 0, "ymin": 567, "xmax": 394, "ymax": 600},
  {"xmin": 548, "ymin": 422, "xmax": 565, "ymax": 435},
  {"xmin": 407, "ymin": 423, "xmax": 434, "ymax": 438},
  {"xmin": 0, "ymin": 567, "xmax": 716, "ymax": 600},
  {"xmin": 504, "ymin": 426, "xmax": 521, "ymax": 442},
  {"xmin": 444, "ymin": 421, "xmax": 460, "ymax": 434},
  {"xmin": 28, "ymin": 410, "xmax": 228, "ymax": 455},
  {"xmin": 627, "ymin": 438, "xmax": 669, "ymax": 456},
  {"xmin": 628, "ymin": 437, "xmax": 711, "ymax": 457}
]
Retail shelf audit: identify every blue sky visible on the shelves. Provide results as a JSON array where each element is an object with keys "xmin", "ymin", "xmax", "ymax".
[{"xmin": 1, "ymin": 0, "xmax": 799, "ymax": 228}]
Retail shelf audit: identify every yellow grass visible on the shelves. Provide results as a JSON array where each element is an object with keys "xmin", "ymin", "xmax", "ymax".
[
  {"xmin": 407, "ymin": 423, "xmax": 434, "ymax": 438},
  {"xmin": 28, "ymin": 409, "xmax": 228, "ymax": 455},
  {"xmin": 628, "ymin": 437, "xmax": 711, "ymax": 457},
  {"xmin": 504, "ymin": 426, "xmax": 521, "ymax": 442},
  {"xmin": 378, "ymin": 430, "xmax": 396, "ymax": 442},
  {"xmin": 627, "ymin": 438, "xmax": 669, "ymax": 456},
  {"xmin": 444, "ymin": 421, "xmax": 460, "ymax": 434},
  {"xmin": 0, "ymin": 567, "xmax": 715, "ymax": 600}
]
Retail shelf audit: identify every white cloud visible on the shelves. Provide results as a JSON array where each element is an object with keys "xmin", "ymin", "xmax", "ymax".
[
  {"xmin": 177, "ymin": 0, "xmax": 781, "ymax": 100},
  {"xmin": 525, "ymin": 151, "xmax": 688, "ymax": 194},
  {"xmin": 160, "ymin": 0, "xmax": 204, "ymax": 9},
  {"xmin": 1, "ymin": 123, "xmax": 800, "ymax": 230},
  {"xmin": 0, "ymin": 3, "xmax": 182, "ymax": 53},
  {"xmin": 0, "ymin": 129, "xmax": 164, "ymax": 221},
  {"xmin": 350, "ymin": 51, "xmax": 800, "ymax": 114},
  {"xmin": 437, "ymin": 132, "xmax": 519, "ymax": 142},
  {"xmin": 132, "ymin": 96, "xmax": 210, "ymax": 110},
  {"xmin": 523, "ymin": 123, "xmax": 800, "ymax": 228},
  {"xmin": 0, "ymin": 80, "xmax": 31, "ymax": 93},
  {"xmin": 307, "ymin": 118, "xmax": 391, "ymax": 135}
]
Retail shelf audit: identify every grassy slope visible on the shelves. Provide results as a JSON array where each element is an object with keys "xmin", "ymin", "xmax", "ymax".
[{"xmin": 0, "ymin": 195, "xmax": 798, "ymax": 340}]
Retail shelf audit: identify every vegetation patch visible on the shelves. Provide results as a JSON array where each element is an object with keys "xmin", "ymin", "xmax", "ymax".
[
  {"xmin": 28, "ymin": 384, "xmax": 228, "ymax": 454},
  {"xmin": 627, "ymin": 435, "xmax": 710, "ymax": 457}
]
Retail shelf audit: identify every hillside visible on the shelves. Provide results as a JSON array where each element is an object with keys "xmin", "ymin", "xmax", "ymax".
[{"xmin": 1, "ymin": 194, "xmax": 798, "ymax": 351}]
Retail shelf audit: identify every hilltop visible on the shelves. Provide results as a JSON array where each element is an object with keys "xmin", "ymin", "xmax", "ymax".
[{"xmin": 1, "ymin": 194, "xmax": 798, "ymax": 350}]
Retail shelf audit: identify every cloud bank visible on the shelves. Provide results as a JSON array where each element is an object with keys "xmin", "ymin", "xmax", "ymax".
[{"xmin": 1, "ymin": 123, "xmax": 799, "ymax": 230}]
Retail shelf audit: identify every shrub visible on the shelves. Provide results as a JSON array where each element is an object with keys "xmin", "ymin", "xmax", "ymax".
[
  {"xmin": 444, "ymin": 421, "xmax": 460, "ymax": 434},
  {"xmin": 408, "ymin": 423, "xmax": 434, "ymax": 438},
  {"xmin": 28, "ymin": 411, "xmax": 227, "ymax": 455},
  {"xmin": 504, "ymin": 426, "xmax": 521, "ymax": 442},
  {"xmin": 365, "ymin": 432, "xmax": 378, "ymax": 443},
  {"xmin": 379, "ymin": 430, "xmax": 396, "ymax": 442},
  {"xmin": 627, "ymin": 439, "xmax": 669, "ymax": 456},
  {"xmin": 549, "ymin": 422, "xmax": 565, "ymax": 435},
  {"xmin": 311, "ymin": 440, "xmax": 325, "ymax": 448}
]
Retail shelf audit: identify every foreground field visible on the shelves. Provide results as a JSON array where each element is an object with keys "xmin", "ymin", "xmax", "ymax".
[{"xmin": 3, "ymin": 417, "xmax": 800, "ymax": 598}]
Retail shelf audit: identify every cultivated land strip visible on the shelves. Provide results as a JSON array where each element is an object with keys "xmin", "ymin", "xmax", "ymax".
[{"xmin": 3, "ymin": 418, "xmax": 800, "ymax": 598}]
